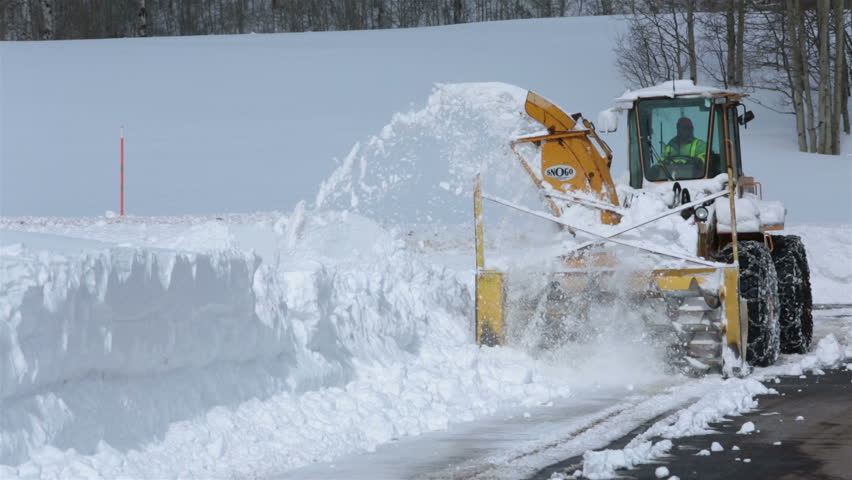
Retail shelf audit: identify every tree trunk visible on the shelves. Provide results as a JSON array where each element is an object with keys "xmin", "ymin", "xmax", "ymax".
[
  {"xmin": 787, "ymin": 0, "xmax": 808, "ymax": 152},
  {"xmin": 844, "ymin": 61, "xmax": 850, "ymax": 135},
  {"xmin": 832, "ymin": 0, "xmax": 844, "ymax": 153},
  {"xmin": 799, "ymin": 6, "xmax": 818, "ymax": 152},
  {"xmin": 137, "ymin": 0, "xmax": 147, "ymax": 37},
  {"xmin": 688, "ymin": 0, "xmax": 697, "ymax": 84},
  {"xmin": 726, "ymin": 0, "xmax": 736, "ymax": 87},
  {"xmin": 735, "ymin": 0, "xmax": 745, "ymax": 85},
  {"xmin": 817, "ymin": 0, "xmax": 830, "ymax": 154},
  {"xmin": 672, "ymin": 6, "xmax": 683, "ymax": 78},
  {"xmin": 15, "ymin": 0, "xmax": 32, "ymax": 40},
  {"xmin": 453, "ymin": 0, "xmax": 462, "ymax": 23},
  {"xmin": 39, "ymin": 0, "xmax": 53, "ymax": 40}
]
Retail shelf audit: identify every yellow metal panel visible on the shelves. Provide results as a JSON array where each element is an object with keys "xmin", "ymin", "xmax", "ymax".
[
  {"xmin": 522, "ymin": 91, "xmax": 621, "ymax": 226},
  {"xmin": 654, "ymin": 275, "xmax": 706, "ymax": 290},
  {"xmin": 476, "ymin": 271, "xmax": 505, "ymax": 346},
  {"xmin": 723, "ymin": 267, "xmax": 745, "ymax": 358},
  {"xmin": 525, "ymin": 92, "xmax": 577, "ymax": 131},
  {"xmin": 651, "ymin": 268, "xmax": 719, "ymax": 276}
]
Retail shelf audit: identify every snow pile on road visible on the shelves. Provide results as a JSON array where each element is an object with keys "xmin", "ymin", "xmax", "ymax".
[
  {"xmin": 579, "ymin": 440, "xmax": 674, "ymax": 479},
  {"xmin": 577, "ymin": 378, "xmax": 770, "ymax": 479},
  {"xmin": 764, "ymin": 334, "xmax": 850, "ymax": 377}
]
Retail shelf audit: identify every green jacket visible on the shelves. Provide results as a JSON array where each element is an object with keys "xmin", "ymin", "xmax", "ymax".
[{"xmin": 663, "ymin": 137, "xmax": 707, "ymax": 163}]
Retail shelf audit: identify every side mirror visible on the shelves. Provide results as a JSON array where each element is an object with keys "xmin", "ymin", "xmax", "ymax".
[
  {"xmin": 596, "ymin": 108, "xmax": 619, "ymax": 133},
  {"xmin": 738, "ymin": 110, "xmax": 755, "ymax": 127}
]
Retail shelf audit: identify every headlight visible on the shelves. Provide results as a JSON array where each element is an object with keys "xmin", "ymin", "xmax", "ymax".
[{"xmin": 695, "ymin": 206, "xmax": 709, "ymax": 221}]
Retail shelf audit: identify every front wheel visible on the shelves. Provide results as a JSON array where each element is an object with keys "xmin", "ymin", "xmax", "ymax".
[
  {"xmin": 715, "ymin": 241, "xmax": 781, "ymax": 367},
  {"xmin": 771, "ymin": 235, "xmax": 813, "ymax": 354}
]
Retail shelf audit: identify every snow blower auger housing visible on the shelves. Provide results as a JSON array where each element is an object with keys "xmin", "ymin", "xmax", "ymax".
[{"xmin": 474, "ymin": 81, "xmax": 813, "ymax": 375}]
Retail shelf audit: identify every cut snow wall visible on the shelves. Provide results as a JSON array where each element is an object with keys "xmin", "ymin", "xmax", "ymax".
[{"xmin": 0, "ymin": 229, "xmax": 472, "ymax": 466}]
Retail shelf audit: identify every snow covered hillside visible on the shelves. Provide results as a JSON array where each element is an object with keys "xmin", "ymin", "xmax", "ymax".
[
  {"xmin": 1, "ymin": 16, "xmax": 850, "ymax": 222},
  {"xmin": 1, "ymin": 15, "xmax": 851, "ymax": 480}
]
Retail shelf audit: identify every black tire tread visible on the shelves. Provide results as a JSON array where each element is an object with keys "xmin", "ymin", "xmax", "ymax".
[
  {"xmin": 715, "ymin": 241, "xmax": 781, "ymax": 367},
  {"xmin": 771, "ymin": 235, "xmax": 813, "ymax": 354}
]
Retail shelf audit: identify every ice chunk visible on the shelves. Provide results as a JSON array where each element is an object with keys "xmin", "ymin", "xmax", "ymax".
[
  {"xmin": 655, "ymin": 466, "xmax": 670, "ymax": 478},
  {"xmin": 737, "ymin": 422, "xmax": 755, "ymax": 434},
  {"xmin": 711, "ymin": 442, "xmax": 724, "ymax": 452},
  {"xmin": 815, "ymin": 335, "xmax": 844, "ymax": 367}
]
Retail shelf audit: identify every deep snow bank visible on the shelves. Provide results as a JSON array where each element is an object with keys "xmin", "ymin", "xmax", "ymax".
[
  {"xmin": 0, "ymin": 214, "xmax": 475, "ymax": 470},
  {"xmin": 2, "ymin": 207, "xmax": 620, "ymax": 478},
  {"xmin": 0, "ymin": 232, "xmax": 280, "ymax": 464}
]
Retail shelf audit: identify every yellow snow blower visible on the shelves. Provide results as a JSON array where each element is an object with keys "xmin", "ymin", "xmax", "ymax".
[{"xmin": 474, "ymin": 82, "xmax": 813, "ymax": 373}]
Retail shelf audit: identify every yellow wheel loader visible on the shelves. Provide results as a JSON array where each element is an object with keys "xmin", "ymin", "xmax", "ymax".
[{"xmin": 474, "ymin": 81, "xmax": 813, "ymax": 374}]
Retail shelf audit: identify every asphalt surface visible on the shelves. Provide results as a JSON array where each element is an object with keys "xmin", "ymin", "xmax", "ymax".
[{"xmin": 534, "ymin": 368, "xmax": 852, "ymax": 480}]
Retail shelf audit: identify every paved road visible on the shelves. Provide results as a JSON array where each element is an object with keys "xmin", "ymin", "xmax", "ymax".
[
  {"xmin": 630, "ymin": 368, "xmax": 852, "ymax": 480},
  {"xmin": 534, "ymin": 368, "xmax": 852, "ymax": 480},
  {"xmin": 532, "ymin": 306, "xmax": 852, "ymax": 480},
  {"xmin": 278, "ymin": 387, "xmax": 670, "ymax": 480}
]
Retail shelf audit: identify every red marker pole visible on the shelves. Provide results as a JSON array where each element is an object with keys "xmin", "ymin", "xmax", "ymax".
[{"xmin": 120, "ymin": 126, "xmax": 125, "ymax": 216}]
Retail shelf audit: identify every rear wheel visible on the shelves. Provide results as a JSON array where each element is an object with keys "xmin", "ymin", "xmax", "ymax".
[
  {"xmin": 771, "ymin": 235, "xmax": 813, "ymax": 354},
  {"xmin": 715, "ymin": 241, "xmax": 780, "ymax": 367}
]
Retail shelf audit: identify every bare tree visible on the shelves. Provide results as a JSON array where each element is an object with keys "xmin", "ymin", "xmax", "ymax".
[
  {"xmin": 816, "ymin": 0, "xmax": 830, "ymax": 153},
  {"xmin": 614, "ymin": 1, "xmax": 696, "ymax": 88},
  {"xmin": 735, "ymin": 0, "xmax": 744, "ymax": 85},
  {"xmin": 726, "ymin": 0, "xmax": 735, "ymax": 86},
  {"xmin": 687, "ymin": 0, "xmax": 696, "ymax": 83},
  {"xmin": 137, "ymin": 0, "xmax": 147, "ymax": 37},
  {"xmin": 786, "ymin": 0, "xmax": 809, "ymax": 151},
  {"xmin": 831, "ymin": 0, "xmax": 845, "ymax": 152},
  {"xmin": 835, "ymin": 1, "xmax": 848, "ymax": 144},
  {"xmin": 39, "ymin": 0, "xmax": 52, "ymax": 39}
]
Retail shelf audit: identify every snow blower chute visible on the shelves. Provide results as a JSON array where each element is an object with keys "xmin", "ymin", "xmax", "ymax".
[{"xmin": 474, "ymin": 82, "xmax": 813, "ymax": 374}]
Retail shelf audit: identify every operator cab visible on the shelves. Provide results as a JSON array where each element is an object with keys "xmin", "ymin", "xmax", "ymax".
[{"xmin": 615, "ymin": 82, "xmax": 752, "ymax": 189}]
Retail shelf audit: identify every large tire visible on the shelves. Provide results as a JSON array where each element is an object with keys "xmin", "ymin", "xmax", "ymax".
[
  {"xmin": 771, "ymin": 235, "xmax": 813, "ymax": 354},
  {"xmin": 715, "ymin": 241, "xmax": 781, "ymax": 367}
]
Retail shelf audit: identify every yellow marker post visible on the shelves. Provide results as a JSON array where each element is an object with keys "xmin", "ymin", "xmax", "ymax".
[
  {"xmin": 474, "ymin": 174, "xmax": 504, "ymax": 346},
  {"xmin": 474, "ymin": 175, "xmax": 485, "ymax": 269}
]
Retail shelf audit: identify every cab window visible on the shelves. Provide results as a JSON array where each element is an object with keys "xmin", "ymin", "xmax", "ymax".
[{"xmin": 636, "ymin": 98, "xmax": 711, "ymax": 181}]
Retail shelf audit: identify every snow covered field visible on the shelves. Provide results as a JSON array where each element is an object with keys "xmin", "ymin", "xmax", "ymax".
[
  {"xmin": 1, "ymin": 14, "xmax": 851, "ymax": 480},
  {"xmin": 2, "ymin": 16, "xmax": 850, "ymax": 222}
]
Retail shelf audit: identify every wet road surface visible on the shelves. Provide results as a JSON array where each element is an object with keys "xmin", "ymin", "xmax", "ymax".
[
  {"xmin": 622, "ymin": 368, "xmax": 852, "ymax": 480},
  {"xmin": 533, "ymin": 306, "xmax": 852, "ymax": 480}
]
